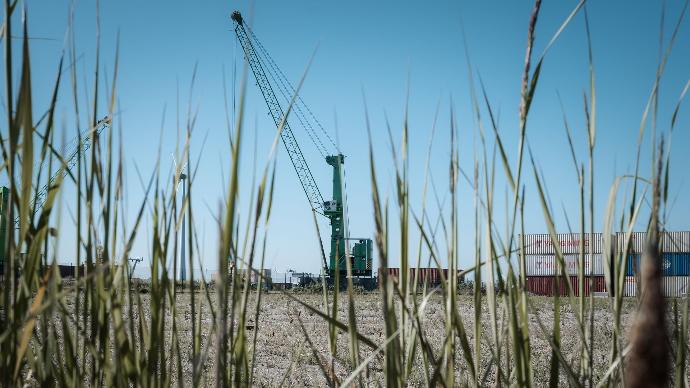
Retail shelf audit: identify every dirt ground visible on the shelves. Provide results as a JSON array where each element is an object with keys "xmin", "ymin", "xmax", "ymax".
[{"xmin": 61, "ymin": 290, "xmax": 687, "ymax": 386}]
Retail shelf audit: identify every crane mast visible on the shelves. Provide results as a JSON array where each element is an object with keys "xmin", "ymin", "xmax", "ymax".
[{"xmin": 231, "ymin": 11, "xmax": 372, "ymax": 279}]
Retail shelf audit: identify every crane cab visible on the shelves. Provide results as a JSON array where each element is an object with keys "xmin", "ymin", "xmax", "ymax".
[{"xmin": 323, "ymin": 200, "xmax": 339, "ymax": 213}]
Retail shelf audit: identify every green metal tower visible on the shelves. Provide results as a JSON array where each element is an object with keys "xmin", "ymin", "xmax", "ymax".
[
  {"xmin": 324, "ymin": 154, "xmax": 372, "ymax": 277},
  {"xmin": 324, "ymin": 154, "xmax": 346, "ymax": 274},
  {"xmin": 231, "ymin": 11, "xmax": 372, "ymax": 279}
]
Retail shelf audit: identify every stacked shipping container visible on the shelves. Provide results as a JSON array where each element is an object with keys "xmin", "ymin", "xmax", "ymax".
[
  {"xmin": 619, "ymin": 231, "xmax": 690, "ymax": 297},
  {"xmin": 525, "ymin": 276, "xmax": 607, "ymax": 297},
  {"xmin": 520, "ymin": 231, "xmax": 690, "ymax": 297},
  {"xmin": 525, "ymin": 254, "xmax": 605, "ymax": 276},
  {"xmin": 624, "ymin": 252, "xmax": 690, "ymax": 276},
  {"xmin": 521, "ymin": 233, "xmax": 607, "ymax": 296}
]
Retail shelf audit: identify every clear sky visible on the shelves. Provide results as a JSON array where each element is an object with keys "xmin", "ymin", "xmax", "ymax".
[{"xmin": 6, "ymin": 1, "xmax": 690, "ymax": 278}]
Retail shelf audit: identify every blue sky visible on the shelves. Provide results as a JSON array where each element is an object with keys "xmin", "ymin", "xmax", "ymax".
[{"xmin": 5, "ymin": 1, "xmax": 690, "ymax": 278}]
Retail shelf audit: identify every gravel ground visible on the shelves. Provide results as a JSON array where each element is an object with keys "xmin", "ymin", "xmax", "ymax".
[{"xmin": 60, "ymin": 290, "xmax": 688, "ymax": 386}]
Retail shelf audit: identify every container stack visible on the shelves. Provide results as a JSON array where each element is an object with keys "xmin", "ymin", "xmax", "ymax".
[
  {"xmin": 521, "ymin": 233, "xmax": 607, "ymax": 296},
  {"xmin": 619, "ymin": 231, "xmax": 690, "ymax": 297}
]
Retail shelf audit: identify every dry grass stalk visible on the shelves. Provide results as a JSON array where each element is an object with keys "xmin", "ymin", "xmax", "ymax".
[{"xmin": 625, "ymin": 141, "xmax": 669, "ymax": 388}]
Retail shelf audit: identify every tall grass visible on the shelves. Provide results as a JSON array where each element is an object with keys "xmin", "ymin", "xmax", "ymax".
[{"xmin": 1, "ymin": 1, "xmax": 689, "ymax": 387}]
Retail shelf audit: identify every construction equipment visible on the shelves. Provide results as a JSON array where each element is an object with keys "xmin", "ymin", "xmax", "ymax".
[
  {"xmin": 231, "ymin": 11, "xmax": 373, "ymax": 282},
  {"xmin": 0, "ymin": 117, "xmax": 111, "ymax": 272}
]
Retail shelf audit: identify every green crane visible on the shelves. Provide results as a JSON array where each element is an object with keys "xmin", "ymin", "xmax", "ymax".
[{"xmin": 231, "ymin": 11, "xmax": 372, "ymax": 280}]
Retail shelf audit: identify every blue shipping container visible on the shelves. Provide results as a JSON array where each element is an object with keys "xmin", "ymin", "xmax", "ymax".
[{"xmin": 626, "ymin": 253, "xmax": 690, "ymax": 276}]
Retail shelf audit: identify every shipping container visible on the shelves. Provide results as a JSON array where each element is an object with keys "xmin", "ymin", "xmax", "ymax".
[
  {"xmin": 616, "ymin": 231, "xmax": 690, "ymax": 254},
  {"xmin": 661, "ymin": 231, "xmax": 690, "ymax": 252},
  {"xmin": 525, "ymin": 254, "xmax": 605, "ymax": 276},
  {"xmin": 379, "ymin": 268, "xmax": 464, "ymax": 287},
  {"xmin": 384, "ymin": 267, "xmax": 399, "ymax": 279},
  {"xmin": 525, "ymin": 276, "xmax": 606, "ymax": 296},
  {"xmin": 622, "ymin": 276, "xmax": 689, "ymax": 297},
  {"xmin": 413, "ymin": 268, "xmax": 440, "ymax": 285},
  {"xmin": 662, "ymin": 277, "xmax": 690, "ymax": 297},
  {"xmin": 520, "ymin": 233, "xmax": 602, "ymax": 255},
  {"xmin": 623, "ymin": 276, "xmax": 637, "ymax": 297},
  {"xmin": 382, "ymin": 268, "xmax": 439, "ymax": 286},
  {"xmin": 616, "ymin": 232, "xmax": 646, "ymax": 254},
  {"xmin": 625, "ymin": 253, "xmax": 690, "ymax": 276}
]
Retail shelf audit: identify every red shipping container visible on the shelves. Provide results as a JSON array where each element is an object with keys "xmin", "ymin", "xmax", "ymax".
[
  {"xmin": 413, "ymin": 268, "xmax": 439, "ymax": 285},
  {"xmin": 381, "ymin": 267, "xmax": 399, "ymax": 281},
  {"xmin": 380, "ymin": 268, "xmax": 462, "ymax": 287},
  {"xmin": 526, "ymin": 276, "xmax": 606, "ymax": 296}
]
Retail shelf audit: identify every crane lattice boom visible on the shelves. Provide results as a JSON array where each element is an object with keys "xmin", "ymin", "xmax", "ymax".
[
  {"xmin": 14, "ymin": 116, "xmax": 111, "ymax": 226},
  {"xmin": 231, "ymin": 11, "xmax": 325, "ymax": 213}
]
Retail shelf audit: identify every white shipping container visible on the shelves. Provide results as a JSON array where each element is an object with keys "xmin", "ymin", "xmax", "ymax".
[
  {"xmin": 525, "ymin": 254, "xmax": 604, "ymax": 276},
  {"xmin": 622, "ymin": 276, "xmax": 689, "ymax": 297},
  {"xmin": 662, "ymin": 276, "xmax": 690, "ymax": 297},
  {"xmin": 661, "ymin": 232, "xmax": 690, "ymax": 253},
  {"xmin": 521, "ymin": 233, "xmax": 602, "ymax": 255},
  {"xmin": 616, "ymin": 231, "xmax": 690, "ymax": 254},
  {"xmin": 616, "ymin": 232, "xmax": 645, "ymax": 254},
  {"xmin": 624, "ymin": 276, "xmax": 637, "ymax": 297}
]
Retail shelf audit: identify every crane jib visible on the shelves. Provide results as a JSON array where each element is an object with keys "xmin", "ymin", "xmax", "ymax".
[{"xmin": 233, "ymin": 21, "xmax": 325, "ymax": 212}]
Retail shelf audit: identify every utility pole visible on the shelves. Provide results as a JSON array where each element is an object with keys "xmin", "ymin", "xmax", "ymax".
[{"xmin": 128, "ymin": 256, "xmax": 143, "ymax": 280}]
